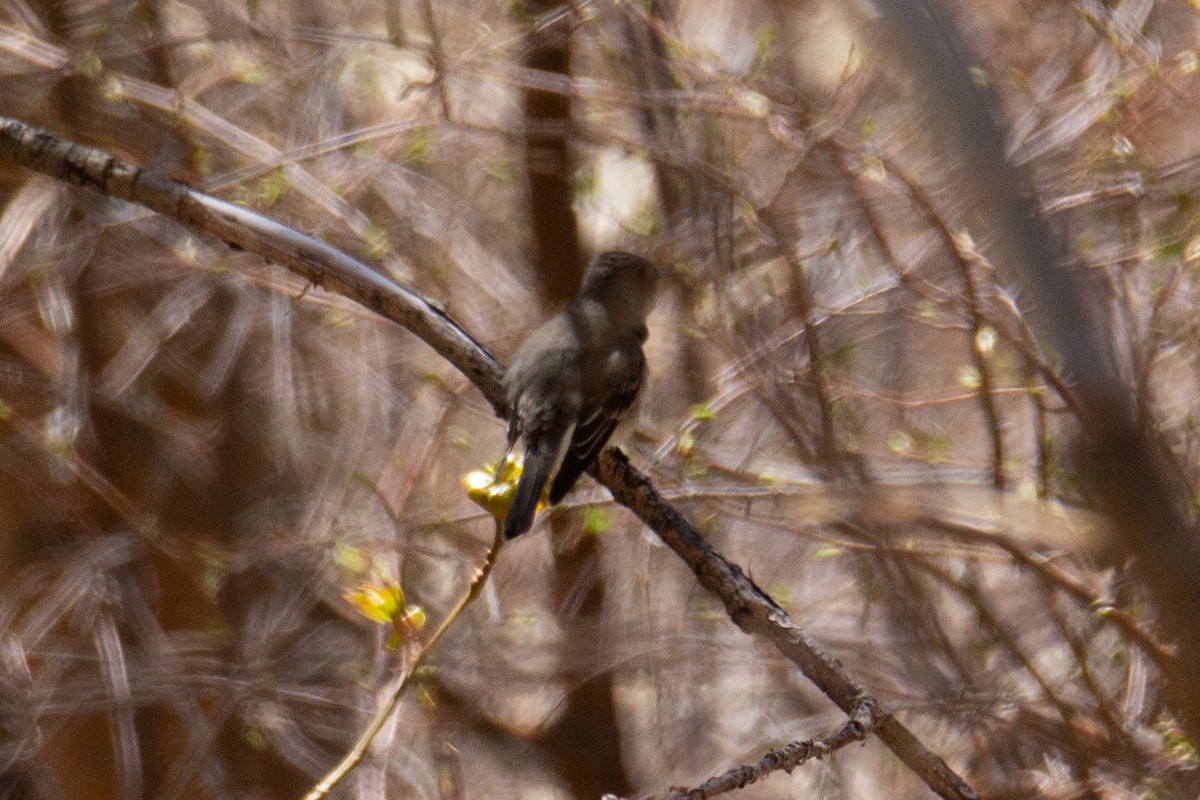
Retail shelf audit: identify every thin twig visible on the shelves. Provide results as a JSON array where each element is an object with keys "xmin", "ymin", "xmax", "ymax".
[
  {"xmin": 924, "ymin": 514, "xmax": 1177, "ymax": 675},
  {"xmin": 304, "ymin": 522, "xmax": 505, "ymax": 800},
  {"xmin": 419, "ymin": 0, "xmax": 452, "ymax": 120},
  {"xmin": 630, "ymin": 701, "xmax": 876, "ymax": 800},
  {"xmin": 856, "ymin": 145, "xmax": 1009, "ymax": 489}
]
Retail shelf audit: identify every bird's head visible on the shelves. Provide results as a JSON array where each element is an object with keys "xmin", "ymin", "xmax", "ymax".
[{"xmin": 579, "ymin": 251, "xmax": 659, "ymax": 325}]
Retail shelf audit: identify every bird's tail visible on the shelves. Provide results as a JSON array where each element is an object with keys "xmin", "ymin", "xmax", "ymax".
[{"xmin": 504, "ymin": 442, "xmax": 554, "ymax": 539}]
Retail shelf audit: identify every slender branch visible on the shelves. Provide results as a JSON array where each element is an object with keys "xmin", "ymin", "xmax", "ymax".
[
  {"xmin": 419, "ymin": 0, "xmax": 452, "ymax": 120},
  {"xmin": 843, "ymin": 141, "xmax": 1011, "ymax": 489},
  {"xmin": 632, "ymin": 701, "xmax": 876, "ymax": 800},
  {"xmin": 0, "ymin": 117, "xmax": 505, "ymax": 415},
  {"xmin": 830, "ymin": 134, "xmax": 1084, "ymax": 422},
  {"xmin": 924, "ymin": 514, "xmax": 1177, "ymax": 675},
  {"xmin": 915, "ymin": 558, "xmax": 1077, "ymax": 725},
  {"xmin": 595, "ymin": 451, "xmax": 979, "ymax": 800},
  {"xmin": 788, "ymin": 257, "xmax": 848, "ymax": 475},
  {"xmin": 1031, "ymin": 383, "xmax": 1051, "ymax": 498},
  {"xmin": 1042, "ymin": 584, "xmax": 1130, "ymax": 745},
  {"xmin": 304, "ymin": 523, "xmax": 505, "ymax": 800},
  {"xmin": 953, "ymin": 245, "xmax": 1007, "ymax": 490}
]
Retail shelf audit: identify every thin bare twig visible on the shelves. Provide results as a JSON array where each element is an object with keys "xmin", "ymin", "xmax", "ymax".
[
  {"xmin": 924, "ymin": 514, "xmax": 1177, "ymax": 675},
  {"xmin": 419, "ymin": 0, "xmax": 452, "ymax": 120},
  {"xmin": 304, "ymin": 522, "xmax": 505, "ymax": 800},
  {"xmin": 631, "ymin": 701, "xmax": 876, "ymax": 800}
]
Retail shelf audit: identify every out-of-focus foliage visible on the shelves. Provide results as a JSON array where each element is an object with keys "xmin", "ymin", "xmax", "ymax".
[{"xmin": 1, "ymin": 0, "xmax": 1199, "ymax": 798}]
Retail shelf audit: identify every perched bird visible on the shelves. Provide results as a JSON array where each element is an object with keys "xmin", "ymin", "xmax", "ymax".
[{"xmin": 502, "ymin": 251, "xmax": 658, "ymax": 539}]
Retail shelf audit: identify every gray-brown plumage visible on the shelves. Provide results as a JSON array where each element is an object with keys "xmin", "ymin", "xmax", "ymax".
[{"xmin": 502, "ymin": 251, "xmax": 658, "ymax": 539}]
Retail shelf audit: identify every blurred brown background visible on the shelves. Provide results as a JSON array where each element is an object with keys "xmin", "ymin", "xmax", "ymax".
[{"xmin": 2, "ymin": 0, "xmax": 1200, "ymax": 798}]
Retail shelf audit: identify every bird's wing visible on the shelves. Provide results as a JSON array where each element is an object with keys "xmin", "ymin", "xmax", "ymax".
[
  {"xmin": 503, "ymin": 344, "xmax": 581, "ymax": 539},
  {"xmin": 547, "ymin": 340, "xmax": 645, "ymax": 505}
]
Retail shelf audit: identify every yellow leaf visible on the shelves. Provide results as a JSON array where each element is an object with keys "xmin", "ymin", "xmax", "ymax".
[
  {"xmin": 464, "ymin": 453, "xmax": 524, "ymax": 520},
  {"xmin": 344, "ymin": 580, "xmax": 405, "ymax": 624}
]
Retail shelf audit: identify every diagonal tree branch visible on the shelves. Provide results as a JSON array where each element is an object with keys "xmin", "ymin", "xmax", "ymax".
[
  {"xmin": 596, "ymin": 451, "xmax": 978, "ymax": 800},
  {"xmin": 0, "ymin": 117, "xmax": 506, "ymax": 416},
  {"xmin": 0, "ymin": 116, "xmax": 978, "ymax": 800}
]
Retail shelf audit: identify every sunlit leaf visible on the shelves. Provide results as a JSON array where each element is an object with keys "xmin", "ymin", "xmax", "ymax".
[
  {"xmin": 582, "ymin": 507, "xmax": 611, "ymax": 535},
  {"xmin": 974, "ymin": 325, "xmax": 997, "ymax": 356},
  {"xmin": 464, "ymin": 453, "xmax": 524, "ymax": 521},
  {"xmin": 815, "ymin": 543, "xmax": 844, "ymax": 558},
  {"xmin": 238, "ymin": 63, "xmax": 268, "ymax": 85},
  {"xmin": 888, "ymin": 430, "xmax": 914, "ymax": 455},
  {"xmin": 1176, "ymin": 50, "xmax": 1199, "ymax": 75},
  {"xmin": 677, "ymin": 427, "xmax": 695, "ymax": 458},
  {"xmin": 332, "ymin": 541, "xmax": 370, "ymax": 575},
  {"xmin": 345, "ymin": 580, "xmax": 405, "ymax": 624}
]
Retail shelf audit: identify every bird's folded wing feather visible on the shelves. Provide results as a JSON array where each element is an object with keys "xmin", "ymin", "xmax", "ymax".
[{"xmin": 547, "ymin": 343, "xmax": 645, "ymax": 505}]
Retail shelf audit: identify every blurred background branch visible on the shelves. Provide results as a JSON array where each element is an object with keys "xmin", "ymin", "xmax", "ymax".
[{"xmin": 874, "ymin": 0, "xmax": 1200, "ymax": 745}]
